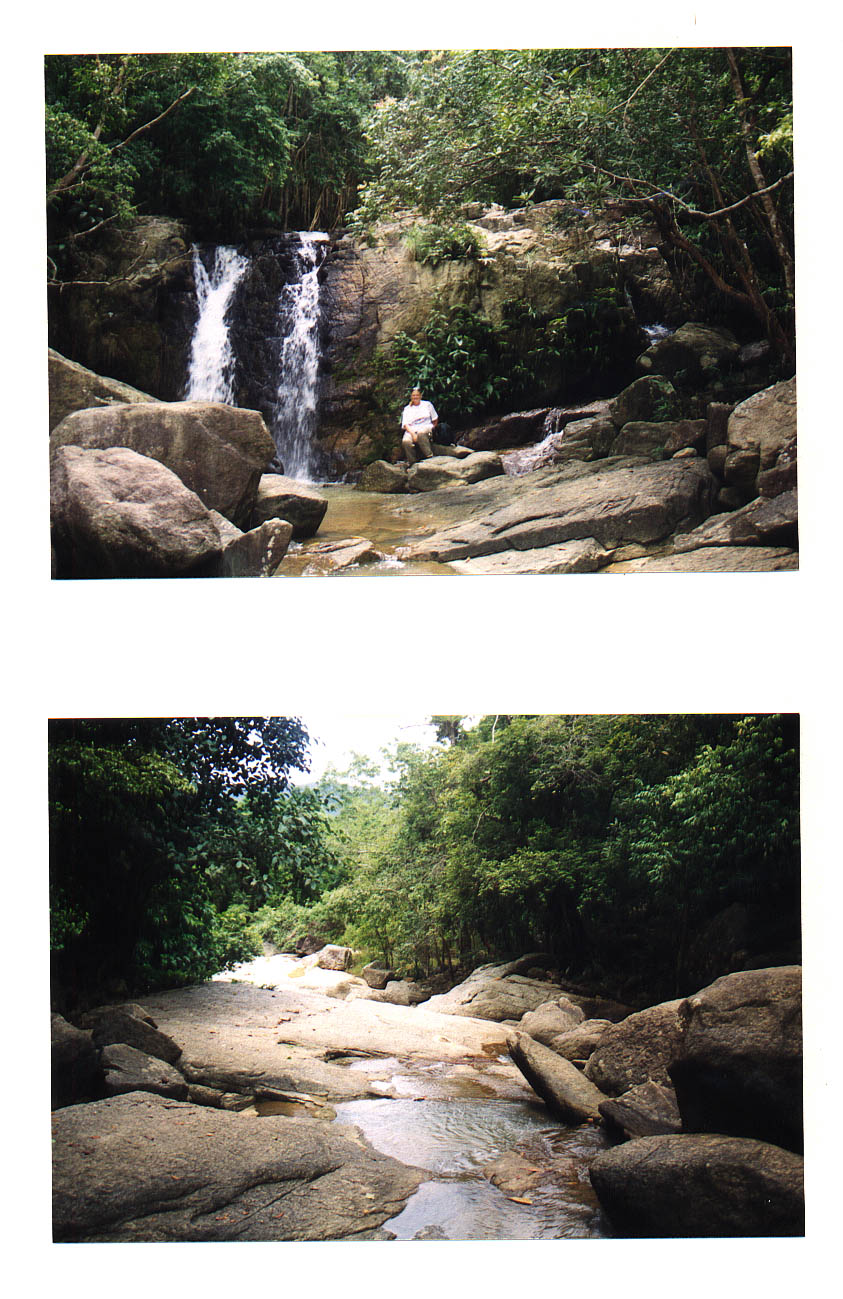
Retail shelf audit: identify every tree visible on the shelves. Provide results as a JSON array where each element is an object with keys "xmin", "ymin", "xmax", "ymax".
[
  {"xmin": 356, "ymin": 48, "xmax": 794, "ymax": 362},
  {"xmin": 48, "ymin": 717, "xmax": 311, "ymax": 1004}
]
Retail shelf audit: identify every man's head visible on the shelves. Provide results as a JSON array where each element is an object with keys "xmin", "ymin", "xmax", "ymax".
[{"xmin": 410, "ymin": 388, "xmax": 422, "ymax": 404}]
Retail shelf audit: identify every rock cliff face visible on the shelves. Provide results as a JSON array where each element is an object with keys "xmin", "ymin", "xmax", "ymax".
[{"xmin": 318, "ymin": 201, "xmax": 684, "ymax": 470}]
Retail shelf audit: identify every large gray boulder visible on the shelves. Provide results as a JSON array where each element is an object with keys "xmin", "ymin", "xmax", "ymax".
[
  {"xmin": 407, "ymin": 452, "xmax": 504, "ymax": 493},
  {"xmin": 399, "ymin": 458, "xmax": 719, "ymax": 564},
  {"xmin": 315, "ymin": 945, "xmax": 353, "ymax": 972},
  {"xmin": 50, "ymin": 445, "xmax": 223, "ymax": 579},
  {"xmin": 724, "ymin": 376, "xmax": 796, "ymax": 498},
  {"xmin": 421, "ymin": 964, "xmax": 575, "ymax": 1022},
  {"xmin": 461, "ymin": 407, "xmax": 556, "ymax": 451},
  {"xmin": 507, "ymin": 1031, "xmax": 605, "ymax": 1123},
  {"xmin": 517, "ymin": 998, "xmax": 586, "ymax": 1046},
  {"xmin": 50, "ymin": 401, "xmax": 276, "ymax": 528},
  {"xmin": 52, "ymin": 1092, "xmax": 424, "ymax": 1241},
  {"xmin": 584, "ymin": 1000, "xmax": 684, "ymax": 1096},
  {"xmin": 101, "ymin": 1043, "xmax": 188, "ymax": 1100},
  {"xmin": 253, "ymin": 474, "xmax": 328, "ymax": 537},
  {"xmin": 589, "ymin": 1133, "xmax": 804, "ymax": 1236},
  {"xmin": 542, "ymin": 1019, "xmax": 614, "ymax": 1062},
  {"xmin": 669, "ymin": 966, "xmax": 803, "ymax": 1153},
  {"xmin": 48, "ymin": 348, "xmax": 157, "ymax": 432},
  {"xmin": 51, "ymin": 1014, "xmax": 101, "ymax": 1110}
]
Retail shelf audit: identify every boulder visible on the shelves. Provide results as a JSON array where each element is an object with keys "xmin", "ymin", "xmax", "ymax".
[
  {"xmin": 460, "ymin": 407, "xmax": 555, "ymax": 452},
  {"xmin": 584, "ymin": 999, "xmax": 684, "ymax": 1096},
  {"xmin": 588, "ymin": 1133, "xmax": 804, "ymax": 1237},
  {"xmin": 598, "ymin": 1080, "xmax": 682, "ymax": 1139},
  {"xmin": 51, "ymin": 1014, "xmax": 102, "ymax": 1110},
  {"xmin": 616, "ymin": 420, "xmax": 701, "ymax": 462},
  {"xmin": 399, "ymin": 458, "xmax": 718, "ymax": 564},
  {"xmin": 297, "ymin": 537, "xmax": 382, "ymax": 573},
  {"xmin": 545, "ymin": 1019, "xmax": 614, "ymax": 1062},
  {"xmin": 422, "ymin": 965, "xmax": 575, "ymax": 1022},
  {"xmin": 635, "ymin": 322, "xmax": 740, "ymax": 382},
  {"xmin": 507, "ymin": 1031, "xmax": 605, "ymax": 1123},
  {"xmin": 253, "ymin": 474, "xmax": 328, "ymax": 538},
  {"xmin": 668, "ymin": 966, "xmax": 803, "ymax": 1153},
  {"xmin": 50, "ymin": 401, "xmax": 276, "ymax": 528},
  {"xmin": 101, "ymin": 1043, "xmax": 188, "ymax": 1100},
  {"xmin": 78, "ymin": 1006, "xmax": 183, "ymax": 1065},
  {"xmin": 361, "ymin": 963, "xmax": 397, "ymax": 990},
  {"xmin": 357, "ymin": 460, "xmax": 408, "ymax": 493},
  {"xmin": 608, "ymin": 376, "xmax": 679, "ymax": 427},
  {"xmin": 672, "ymin": 489, "xmax": 797, "ymax": 553},
  {"xmin": 452, "ymin": 537, "xmax": 610, "ymax": 575},
  {"xmin": 48, "ymin": 349, "xmax": 157, "ymax": 432},
  {"xmin": 315, "ymin": 945, "xmax": 353, "ymax": 972},
  {"xmin": 724, "ymin": 376, "xmax": 796, "ymax": 498},
  {"xmin": 517, "ymin": 998, "xmax": 586, "ymax": 1046},
  {"xmin": 212, "ymin": 516, "xmax": 293, "ymax": 577},
  {"xmin": 757, "ymin": 435, "xmax": 797, "ymax": 499},
  {"xmin": 373, "ymin": 980, "xmax": 427, "ymax": 1007},
  {"xmin": 50, "ymin": 446, "xmax": 223, "ymax": 579},
  {"xmin": 51, "ymin": 1092, "xmax": 424, "ymax": 1241},
  {"xmin": 407, "ymin": 452, "xmax": 504, "ymax": 492}
]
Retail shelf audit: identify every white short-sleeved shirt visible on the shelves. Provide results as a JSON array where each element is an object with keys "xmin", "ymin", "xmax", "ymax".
[{"xmin": 401, "ymin": 399, "xmax": 438, "ymax": 433}]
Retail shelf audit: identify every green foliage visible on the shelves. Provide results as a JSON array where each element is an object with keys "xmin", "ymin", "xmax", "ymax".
[
  {"xmin": 386, "ymin": 289, "xmax": 636, "ymax": 420},
  {"xmin": 48, "ymin": 717, "xmax": 312, "ymax": 1003},
  {"xmin": 213, "ymin": 905, "xmax": 264, "ymax": 970},
  {"xmin": 327, "ymin": 715, "xmax": 800, "ymax": 999},
  {"xmin": 403, "ymin": 221, "xmax": 484, "ymax": 266},
  {"xmin": 45, "ymin": 50, "xmax": 419, "ymax": 261}
]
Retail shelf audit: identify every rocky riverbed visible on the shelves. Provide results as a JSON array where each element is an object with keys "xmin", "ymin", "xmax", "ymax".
[{"xmin": 51, "ymin": 951, "xmax": 803, "ymax": 1240}]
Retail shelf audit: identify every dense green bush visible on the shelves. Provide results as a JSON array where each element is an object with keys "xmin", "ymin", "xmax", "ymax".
[
  {"xmin": 403, "ymin": 221, "xmax": 484, "ymax": 266},
  {"xmin": 386, "ymin": 290, "xmax": 638, "ymax": 421}
]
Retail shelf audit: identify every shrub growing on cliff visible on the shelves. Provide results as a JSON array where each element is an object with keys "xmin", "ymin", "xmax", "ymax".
[{"xmin": 403, "ymin": 221, "xmax": 484, "ymax": 266}]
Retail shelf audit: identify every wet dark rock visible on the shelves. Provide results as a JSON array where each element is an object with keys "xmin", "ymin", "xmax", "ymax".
[
  {"xmin": 589, "ymin": 1133, "xmax": 804, "ymax": 1236},
  {"xmin": 609, "ymin": 376, "xmax": 679, "ymax": 427}
]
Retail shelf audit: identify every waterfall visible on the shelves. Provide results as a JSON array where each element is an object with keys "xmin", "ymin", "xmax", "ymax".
[
  {"xmin": 184, "ymin": 245, "xmax": 249, "ymax": 402},
  {"xmin": 269, "ymin": 233, "xmax": 327, "ymax": 481}
]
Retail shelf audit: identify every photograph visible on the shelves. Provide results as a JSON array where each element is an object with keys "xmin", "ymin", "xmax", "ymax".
[
  {"xmin": 45, "ymin": 46, "xmax": 797, "ymax": 577},
  {"xmin": 49, "ymin": 713, "xmax": 803, "ymax": 1241}
]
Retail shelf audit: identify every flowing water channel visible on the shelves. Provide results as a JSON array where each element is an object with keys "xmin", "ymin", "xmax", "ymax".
[{"xmin": 215, "ymin": 952, "xmax": 611, "ymax": 1239}]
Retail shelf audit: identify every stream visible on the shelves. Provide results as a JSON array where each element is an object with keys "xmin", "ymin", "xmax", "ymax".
[{"xmin": 214, "ymin": 952, "xmax": 612, "ymax": 1239}]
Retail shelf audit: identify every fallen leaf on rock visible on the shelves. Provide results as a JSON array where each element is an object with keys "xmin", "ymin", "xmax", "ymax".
[{"xmin": 508, "ymin": 1196, "xmax": 533, "ymax": 1205}]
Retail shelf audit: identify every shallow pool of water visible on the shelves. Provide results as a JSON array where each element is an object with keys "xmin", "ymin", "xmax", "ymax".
[{"xmin": 333, "ymin": 1095, "xmax": 610, "ymax": 1239}]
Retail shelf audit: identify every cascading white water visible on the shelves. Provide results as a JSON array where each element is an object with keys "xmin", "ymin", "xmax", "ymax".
[
  {"xmin": 270, "ymin": 233, "xmax": 327, "ymax": 481},
  {"xmin": 185, "ymin": 245, "xmax": 249, "ymax": 402}
]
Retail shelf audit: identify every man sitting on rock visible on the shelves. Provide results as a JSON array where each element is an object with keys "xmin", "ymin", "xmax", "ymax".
[{"xmin": 401, "ymin": 387, "xmax": 439, "ymax": 466}]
